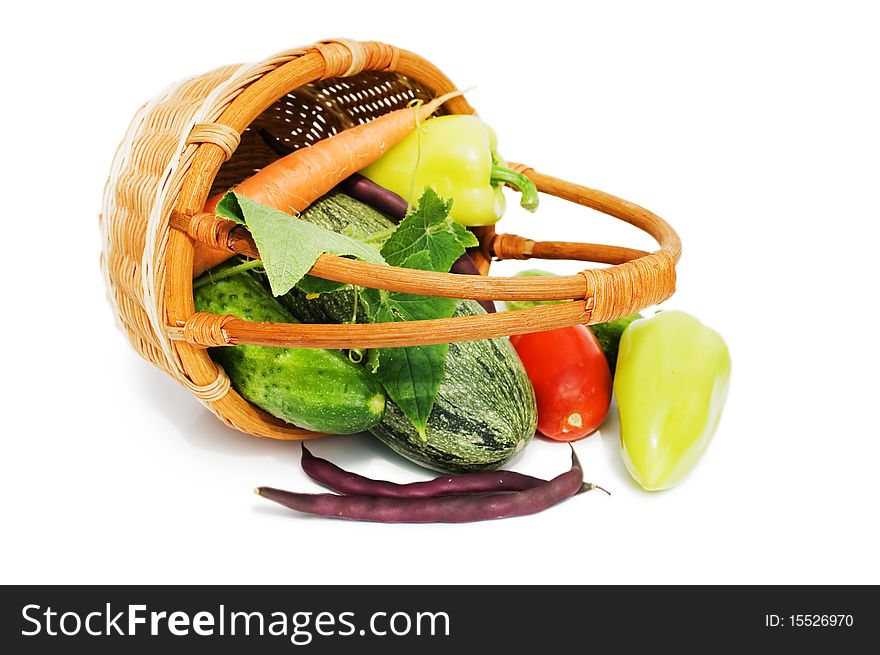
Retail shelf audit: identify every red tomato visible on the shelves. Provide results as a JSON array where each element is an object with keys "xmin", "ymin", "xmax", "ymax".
[{"xmin": 510, "ymin": 325, "xmax": 612, "ymax": 441}]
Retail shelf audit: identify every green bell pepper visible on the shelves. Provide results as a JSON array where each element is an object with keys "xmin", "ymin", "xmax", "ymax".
[
  {"xmin": 615, "ymin": 311, "xmax": 731, "ymax": 491},
  {"xmin": 360, "ymin": 114, "xmax": 539, "ymax": 226}
]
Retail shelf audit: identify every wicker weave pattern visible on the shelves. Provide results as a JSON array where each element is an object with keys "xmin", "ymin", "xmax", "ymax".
[
  {"xmin": 101, "ymin": 39, "xmax": 680, "ymax": 441},
  {"xmin": 100, "ymin": 49, "xmax": 310, "ymax": 394},
  {"xmin": 101, "ymin": 63, "xmax": 243, "ymax": 378},
  {"xmin": 209, "ymin": 71, "xmax": 437, "ymax": 197}
]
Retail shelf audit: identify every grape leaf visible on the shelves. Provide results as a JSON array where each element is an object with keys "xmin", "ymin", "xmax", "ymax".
[
  {"xmin": 360, "ymin": 188, "xmax": 474, "ymax": 437},
  {"xmin": 220, "ymin": 192, "xmax": 385, "ymax": 297},
  {"xmin": 379, "ymin": 188, "xmax": 478, "ymax": 271}
]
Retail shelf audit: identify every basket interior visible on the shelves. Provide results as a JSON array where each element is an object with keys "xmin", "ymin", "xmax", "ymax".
[{"xmin": 210, "ymin": 71, "xmax": 439, "ymax": 196}]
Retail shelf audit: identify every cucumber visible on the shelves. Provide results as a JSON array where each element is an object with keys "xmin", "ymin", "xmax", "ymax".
[
  {"xmin": 287, "ymin": 193, "xmax": 537, "ymax": 472},
  {"xmin": 193, "ymin": 269, "xmax": 385, "ymax": 434}
]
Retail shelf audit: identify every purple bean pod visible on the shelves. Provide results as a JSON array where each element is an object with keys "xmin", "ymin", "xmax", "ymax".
[
  {"xmin": 301, "ymin": 444, "xmax": 545, "ymax": 498},
  {"xmin": 339, "ymin": 174, "xmax": 409, "ymax": 221},
  {"xmin": 257, "ymin": 448, "xmax": 598, "ymax": 523}
]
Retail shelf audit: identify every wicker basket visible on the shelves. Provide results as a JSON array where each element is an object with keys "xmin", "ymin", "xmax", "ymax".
[{"xmin": 100, "ymin": 38, "xmax": 681, "ymax": 441}]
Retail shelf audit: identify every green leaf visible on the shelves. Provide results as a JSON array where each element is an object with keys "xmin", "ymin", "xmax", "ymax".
[
  {"xmin": 233, "ymin": 193, "xmax": 385, "ymax": 297},
  {"xmin": 361, "ymin": 188, "xmax": 468, "ymax": 436},
  {"xmin": 366, "ymin": 347, "xmax": 380, "ymax": 374},
  {"xmin": 362, "ymin": 287, "xmax": 458, "ymax": 437},
  {"xmin": 374, "ymin": 344, "xmax": 449, "ymax": 438},
  {"xmin": 379, "ymin": 188, "xmax": 478, "ymax": 271},
  {"xmin": 295, "ymin": 275, "xmax": 348, "ymax": 296},
  {"xmin": 450, "ymin": 220, "xmax": 480, "ymax": 249},
  {"xmin": 215, "ymin": 191, "xmax": 245, "ymax": 224}
]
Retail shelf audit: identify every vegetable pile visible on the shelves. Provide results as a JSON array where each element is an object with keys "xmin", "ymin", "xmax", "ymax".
[{"xmin": 191, "ymin": 93, "xmax": 730, "ymax": 521}]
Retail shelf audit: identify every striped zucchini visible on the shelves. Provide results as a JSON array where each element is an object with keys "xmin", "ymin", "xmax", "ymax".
[
  {"xmin": 369, "ymin": 299, "xmax": 537, "ymax": 472},
  {"xmin": 286, "ymin": 193, "xmax": 537, "ymax": 472}
]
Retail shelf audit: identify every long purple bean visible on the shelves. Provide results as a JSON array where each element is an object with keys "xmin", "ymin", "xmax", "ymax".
[
  {"xmin": 256, "ymin": 449, "xmax": 598, "ymax": 523},
  {"xmin": 339, "ymin": 174, "xmax": 409, "ymax": 221},
  {"xmin": 301, "ymin": 444, "xmax": 546, "ymax": 498}
]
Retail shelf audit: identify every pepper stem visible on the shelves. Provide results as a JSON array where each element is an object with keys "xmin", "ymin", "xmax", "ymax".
[{"xmin": 490, "ymin": 164, "xmax": 540, "ymax": 212}]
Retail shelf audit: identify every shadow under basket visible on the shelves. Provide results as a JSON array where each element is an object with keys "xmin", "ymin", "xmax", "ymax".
[{"xmin": 99, "ymin": 38, "xmax": 681, "ymax": 441}]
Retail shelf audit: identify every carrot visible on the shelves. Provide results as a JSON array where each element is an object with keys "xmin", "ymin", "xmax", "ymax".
[{"xmin": 191, "ymin": 91, "xmax": 462, "ymax": 276}]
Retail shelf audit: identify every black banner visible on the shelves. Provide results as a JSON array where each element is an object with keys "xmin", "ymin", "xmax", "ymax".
[{"xmin": 2, "ymin": 585, "xmax": 874, "ymax": 652}]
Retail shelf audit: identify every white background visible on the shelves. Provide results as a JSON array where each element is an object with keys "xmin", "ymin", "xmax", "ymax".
[{"xmin": 1, "ymin": 1, "xmax": 878, "ymax": 585}]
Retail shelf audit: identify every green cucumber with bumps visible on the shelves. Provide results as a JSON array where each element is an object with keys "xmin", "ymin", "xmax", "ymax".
[{"xmin": 193, "ymin": 269, "xmax": 385, "ymax": 434}]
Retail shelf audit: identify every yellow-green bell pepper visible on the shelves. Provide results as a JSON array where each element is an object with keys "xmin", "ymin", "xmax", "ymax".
[
  {"xmin": 360, "ymin": 114, "xmax": 539, "ymax": 226},
  {"xmin": 615, "ymin": 311, "xmax": 731, "ymax": 491}
]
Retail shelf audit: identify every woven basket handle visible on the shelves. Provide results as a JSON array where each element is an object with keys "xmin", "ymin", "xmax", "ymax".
[
  {"xmin": 506, "ymin": 166, "xmax": 681, "ymax": 325},
  {"xmin": 169, "ymin": 166, "xmax": 679, "ymax": 348}
]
